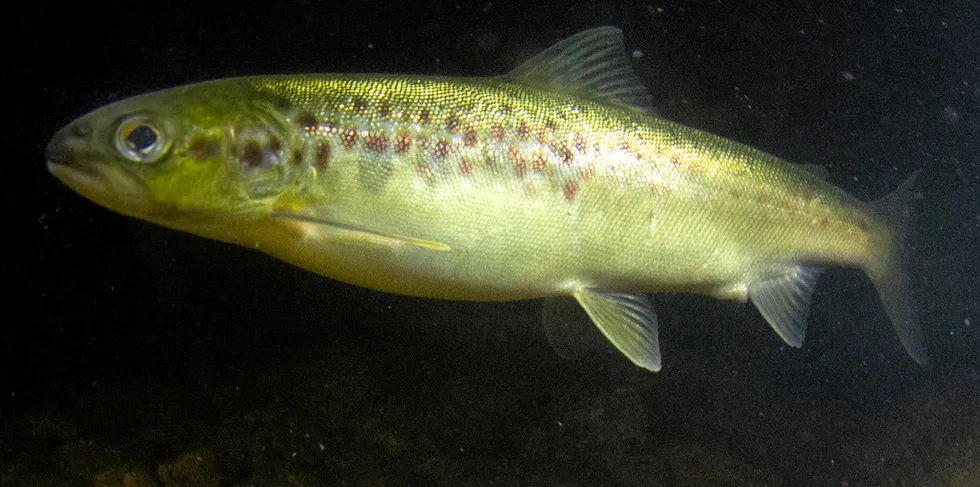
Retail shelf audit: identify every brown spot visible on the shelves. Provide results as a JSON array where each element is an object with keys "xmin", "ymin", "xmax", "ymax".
[
  {"xmin": 459, "ymin": 158, "xmax": 473, "ymax": 175},
  {"xmin": 242, "ymin": 140, "xmax": 264, "ymax": 168},
  {"xmin": 579, "ymin": 167, "xmax": 595, "ymax": 180},
  {"xmin": 377, "ymin": 103, "xmax": 392, "ymax": 117},
  {"xmin": 491, "ymin": 125, "xmax": 505, "ymax": 142},
  {"xmin": 296, "ymin": 112, "xmax": 318, "ymax": 131},
  {"xmin": 514, "ymin": 159, "xmax": 527, "ymax": 177},
  {"xmin": 417, "ymin": 135, "xmax": 429, "ymax": 151},
  {"xmin": 434, "ymin": 139, "xmax": 450, "ymax": 159},
  {"xmin": 533, "ymin": 154, "xmax": 548, "ymax": 172},
  {"xmin": 535, "ymin": 126, "xmax": 549, "ymax": 143},
  {"xmin": 266, "ymin": 136, "xmax": 281, "ymax": 153},
  {"xmin": 351, "ymin": 97, "xmax": 366, "ymax": 114},
  {"xmin": 463, "ymin": 129, "xmax": 478, "ymax": 147},
  {"xmin": 564, "ymin": 182, "xmax": 578, "ymax": 201},
  {"xmin": 365, "ymin": 133, "xmax": 389, "ymax": 152},
  {"xmin": 516, "ymin": 122, "xmax": 530, "ymax": 140},
  {"xmin": 820, "ymin": 218, "xmax": 829, "ymax": 227},
  {"xmin": 342, "ymin": 128, "xmax": 359, "ymax": 149},
  {"xmin": 446, "ymin": 114, "xmax": 461, "ymax": 132},
  {"xmin": 316, "ymin": 141, "xmax": 331, "ymax": 169},
  {"xmin": 394, "ymin": 133, "xmax": 411, "ymax": 155},
  {"xmin": 509, "ymin": 146, "xmax": 526, "ymax": 176},
  {"xmin": 292, "ymin": 149, "xmax": 303, "ymax": 165},
  {"xmin": 558, "ymin": 146, "xmax": 573, "ymax": 165},
  {"xmin": 573, "ymin": 133, "xmax": 587, "ymax": 153},
  {"xmin": 419, "ymin": 108, "xmax": 431, "ymax": 125},
  {"xmin": 187, "ymin": 137, "xmax": 220, "ymax": 159},
  {"xmin": 730, "ymin": 189, "xmax": 741, "ymax": 200}
]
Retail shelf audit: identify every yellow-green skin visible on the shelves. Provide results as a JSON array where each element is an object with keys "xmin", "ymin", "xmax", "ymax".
[{"xmin": 47, "ymin": 74, "xmax": 890, "ymax": 304}]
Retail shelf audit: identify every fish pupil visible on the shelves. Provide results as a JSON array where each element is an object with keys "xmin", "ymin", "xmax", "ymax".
[{"xmin": 126, "ymin": 125, "xmax": 158, "ymax": 152}]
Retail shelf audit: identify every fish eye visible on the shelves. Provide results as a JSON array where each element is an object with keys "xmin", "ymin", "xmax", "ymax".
[{"xmin": 115, "ymin": 116, "xmax": 168, "ymax": 163}]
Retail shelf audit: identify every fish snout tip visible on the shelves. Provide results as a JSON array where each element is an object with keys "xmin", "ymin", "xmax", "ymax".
[{"xmin": 46, "ymin": 122, "xmax": 93, "ymax": 173}]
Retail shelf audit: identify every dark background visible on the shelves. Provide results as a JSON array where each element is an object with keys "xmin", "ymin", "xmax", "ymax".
[{"xmin": 7, "ymin": 0, "xmax": 979, "ymax": 485}]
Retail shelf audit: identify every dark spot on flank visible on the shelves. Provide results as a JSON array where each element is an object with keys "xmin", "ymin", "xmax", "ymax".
[
  {"xmin": 419, "ymin": 108, "xmax": 431, "ymax": 125},
  {"xmin": 417, "ymin": 135, "xmax": 429, "ymax": 151},
  {"xmin": 544, "ymin": 118, "xmax": 556, "ymax": 131},
  {"xmin": 573, "ymin": 133, "xmax": 587, "ymax": 153},
  {"xmin": 491, "ymin": 125, "xmax": 505, "ymax": 142},
  {"xmin": 459, "ymin": 158, "xmax": 473, "ymax": 175},
  {"xmin": 187, "ymin": 137, "xmax": 220, "ymax": 159},
  {"xmin": 508, "ymin": 146, "xmax": 526, "ymax": 176},
  {"xmin": 292, "ymin": 149, "xmax": 303, "ymax": 165},
  {"xmin": 500, "ymin": 104, "xmax": 513, "ymax": 114},
  {"xmin": 535, "ymin": 126, "xmax": 549, "ymax": 143},
  {"xmin": 516, "ymin": 122, "xmax": 530, "ymax": 140},
  {"xmin": 434, "ymin": 139, "xmax": 450, "ymax": 159},
  {"xmin": 266, "ymin": 136, "xmax": 281, "ymax": 153},
  {"xmin": 342, "ymin": 128, "xmax": 359, "ymax": 149},
  {"xmin": 316, "ymin": 142, "xmax": 331, "ymax": 169},
  {"xmin": 365, "ymin": 133, "xmax": 389, "ymax": 152},
  {"xmin": 463, "ymin": 129, "xmax": 478, "ymax": 147},
  {"xmin": 395, "ymin": 133, "xmax": 411, "ymax": 155},
  {"xmin": 619, "ymin": 139, "xmax": 632, "ymax": 152},
  {"xmin": 558, "ymin": 146, "xmax": 573, "ymax": 165},
  {"xmin": 446, "ymin": 114, "xmax": 461, "ymax": 132},
  {"xmin": 377, "ymin": 103, "xmax": 392, "ymax": 117},
  {"xmin": 533, "ymin": 154, "xmax": 547, "ymax": 172},
  {"xmin": 272, "ymin": 96, "xmax": 292, "ymax": 110},
  {"xmin": 351, "ymin": 98, "xmax": 366, "ymax": 114},
  {"xmin": 296, "ymin": 112, "xmax": 318, "ymax": 131},
  {"xmin": 820, "ymin": 218, "xmax": 829, "ymax": 227},
  {"xmin": 730, "ymin": 189, "xmax": 741, "ymax": 200},
  {"xmin": 242, "ymin": 140, "xmax": 264, "ymax": 168},
  {"xmin": 564, "ymin": 181, "xmax": 578, "ymax": 201},
  {"xmin": 514, "ymin": 159, "xmax": 527, "ymax": 177},
  {"xmin": 579, "ymin": 167, "xmax": 595, "ymax": 180}
]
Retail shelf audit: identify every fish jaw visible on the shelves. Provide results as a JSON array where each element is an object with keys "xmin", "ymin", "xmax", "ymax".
[{"xmin": 46, "ymin": 122, "xmax": 157, "ymax": 219}]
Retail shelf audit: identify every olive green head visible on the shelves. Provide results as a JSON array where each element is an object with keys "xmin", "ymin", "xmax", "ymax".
[{"xmin": 46, "ymin": 80, "xmax": 301, "ymax": 231}]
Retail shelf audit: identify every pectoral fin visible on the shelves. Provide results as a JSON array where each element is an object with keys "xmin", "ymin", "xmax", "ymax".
[
  {"xmin": 572, "ymin": 289, "xmax": 661, "ymax": 372},
  {"xmin": 273, "ymin": 210, "xmax": 451, "ymax": 252}
]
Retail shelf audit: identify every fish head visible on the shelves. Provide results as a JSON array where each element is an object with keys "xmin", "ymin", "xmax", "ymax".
[{"xmin": 46, "ymin": 81, "xmax": 300, "ymax": 234}]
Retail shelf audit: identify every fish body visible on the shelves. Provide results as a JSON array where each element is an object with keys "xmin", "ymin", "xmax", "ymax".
[{"xmin": 46, "ymin": 27, "xmax": 926, "ymax": 371}]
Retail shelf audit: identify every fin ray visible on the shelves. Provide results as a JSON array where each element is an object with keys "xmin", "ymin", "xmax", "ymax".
[
  {"xmin": 748, "ymin": 265, "xmax": 824, "ymax": 347},
  {"xmin": 867, "ymin": 171, "xmax": 927, "ymax": 364},
  {"xmin": 273, "ymin": 210, "xmax": 451, "ymax": 251},
  {"xmin": 572, "ymin": 289, "xmax": 661, "ymax": 371},
  {"xmin": 504, "ymin": 26, "xmax": 654, "ymax": 112}
]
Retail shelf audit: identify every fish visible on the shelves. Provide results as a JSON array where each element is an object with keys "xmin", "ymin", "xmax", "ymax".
[{"xmin": 46, "ymin": 26, "xmax": 926, "ymax": 372}]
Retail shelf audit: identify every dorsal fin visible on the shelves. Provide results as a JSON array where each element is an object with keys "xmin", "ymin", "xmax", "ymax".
[{"xmin": 503, "ymin": 26, "xmax": 654, "ymax": 112}]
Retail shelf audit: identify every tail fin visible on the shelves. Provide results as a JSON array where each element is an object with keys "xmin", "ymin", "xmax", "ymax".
[{"xmin": 867, "ymin": 171, "xmax": 928, "ymax": 365}]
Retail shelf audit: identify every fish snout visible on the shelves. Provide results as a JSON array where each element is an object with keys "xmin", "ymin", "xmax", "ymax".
[{"xmin": 46, "ymin": 122, "xmax": 95, "ymax": 175}]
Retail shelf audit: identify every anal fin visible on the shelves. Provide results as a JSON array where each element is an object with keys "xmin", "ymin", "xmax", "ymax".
[{"xmin": 748, "ymin": 264, "xmax": 824, "ymax": 347}]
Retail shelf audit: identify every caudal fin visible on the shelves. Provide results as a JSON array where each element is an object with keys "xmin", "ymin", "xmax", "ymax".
[{"xmin": 867, "ymin": 171, "xmax": 928, "ymax": 365}]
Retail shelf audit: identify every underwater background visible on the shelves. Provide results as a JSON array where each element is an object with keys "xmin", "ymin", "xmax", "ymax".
[{"xmin": 7, "ymin": 0, "xmax": 979, "ymax": 485}]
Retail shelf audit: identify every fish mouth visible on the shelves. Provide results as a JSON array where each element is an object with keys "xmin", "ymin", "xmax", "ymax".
[{"xmin": 46, "ymin": 123, "xmax": 150, "ymax": 211}]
